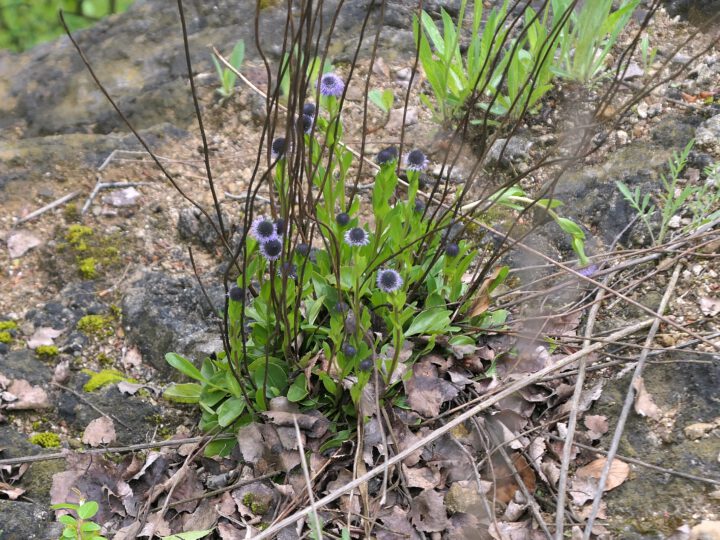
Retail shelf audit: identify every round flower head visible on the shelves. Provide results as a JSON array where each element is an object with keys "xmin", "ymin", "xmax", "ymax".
[
  {"xmin": 295, "ymin": 243, "xmax": 311, "ymax": 257},
  {"xmin": 300, "ymin": 114, "xmax": 314, "ymax": 134},
  {"xmin": 342, "ymin": 343, "xmax": 356, "ymax": 357},
  {"xmin": 275, "ymin": 218, "xmax": 286, "ymax": 236},
  {"xmin": 319, "ymin": 73, "xmax": 344, "ymax": 97},
  {"xmin": 359, "ymin": 358, "xmax": 373, "ymax": 371},
  {"xmin": 344, "ymin": 227, "xmax": 370, "ymax": 247},
  {"xmin": 302, "ymin": 102, "xmax": 316, "ymax": 117},
  {"xmin": 336, "ymin": 212, "xmax": 350, "ymax": 227},
  {"xmin": 577, "ymin": 264, "xmax": 598, "ymax": 278},
  {"xmin": 377, "ymin": 268, "xmax": 403, "ymax": 293},
  {"xmin": 251, "ymin": 216, "xmax": 279, "ymax": 243},
  {"xmin": 375, "ymin": 146, "xmax": 398, "ymax": 166},
  {"xmin": 414, "ymin": 200, "xmax": 425, "ymax": 213},
  {"xmin": 334, "ymin": 301, "xmax": 349, "ymax": 314},
  {"xmin": 405, "ymin": 149, "xmax": 428, "ymax": 171},
  {"xmin": 259, "ymin": 238, "xmax": 283, "ymax": 261},
  {"xmin": 271, "ymin": 137, "xmax": 286, "ymax": 160},
  {"xmin": 278, "ymin": 262, "xmax": 297, "ymax": 280},
  {"xmin": 228, "ymin": 286, "xmax": 245, "ymax": 302},
  {"xmin": 445, "ymin": 242, "xmax": 460, "ymax": 257}
]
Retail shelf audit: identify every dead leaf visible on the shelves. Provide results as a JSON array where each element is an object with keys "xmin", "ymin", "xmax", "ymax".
[
  {"xmin": 487, "ymin": 453, "xmax": 536, "ymax": 504},
  {"xmin": 410, "ymin": 489, "xmax": 450, "ymax": 532},
  {"xmin": 404, "ymin": 359, "xmax": 459, "ymax": 418},
  {"xmin": 139, "ymin": 513, "xmax": 171, "ymax": 537},
  {"xmin": 584, "ymin": 415, "xmax": 609, "ymax": 440},
  {"xmin": 117, "ymin": 381, "xmax": 146, "ymax": 395},
  {"xmin": 82, "ymin": 416, "xmax": 117, "ymax": 447},
  {"xmin": 467, "ymin": 267, "xmax": 505, "ymax": 318},
  {"xmin": 633, "ymin": 377, "xmax": 661, "ymax": 420},
  {"xmin": 402, "ymin": 464, "xmax": 441, "ymax": 489},
  {"xmin": 122, "ymin": 346, "xmax": 143, "ymax": 368},
  {"xmin": 6, "ymin": 230, "xmax": 41, "ymax": 258},
  {"xmin": 0, "ymin": 481, "xmax": 25, "ymax": 500},
  {"xmin": 700, "ymin": 296, "xmax": 720, "ymax": 317},
  {"xmin": 378, "ymin": 506, "xmax": 420, "ymax": 540},
  {"xmin": 4, "ymin": 379, "xmax": 50, "ymax": 410},
  {"xmin": 27, "ymin": 327, "xmax": 63, "ymax": 349},
  {"xmin": 576, "ymin": 458, "xmax": 630, "ymax": 491},
  {"xmin": 217, "ymin": 522, "xmax": 246, "ymax": 540}
]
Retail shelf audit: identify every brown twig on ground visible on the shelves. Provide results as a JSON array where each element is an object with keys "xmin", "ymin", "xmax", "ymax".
[
  {"xmin": 51, "ymin": 382, "xmax": 131, "ymax": 430},
  {"xmin": 582, "ymin": 262, "xmax": 683, "ymax": 539},
  {"xmin": 16, "ymin": 191, "xmax": 81, "ymax": 224}
]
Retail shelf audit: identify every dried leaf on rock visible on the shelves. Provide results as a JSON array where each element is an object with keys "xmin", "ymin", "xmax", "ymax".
[
  {"xmin": 217, "ymin": 522, "xmax": 246, "ymax": 540},
  {"xmin": 410, "ymin": 489, "xmax": 450, "ymax": 533},
  {"xmin": 139, "ymin": 513, "xmax": 171, "ymax": 537},
  {"xmin": 402, "ymin": 463, "xmax": 441, "ymax": 490},
  {"xmin": 576, "ymin": 458, "xmax": 630, "ymax": 491},
  {"xmin": 6, "ymin": 230, "xmax": 41, "ymax": 259},
  {"xmin": 82, "ymin": 415, "xmax": 117, "ymax": 447},
  {"xmin": 633, "ymin": 377, "xmax": 662, "ymax": 420},
  {"xmin": 700, "ymin": 296, "xmax": 720, "ymax": 317},
  {"xmin": 261, "ymin": 411, "xmax": 329, "ymax": 439},
  {"xmin": 26, "ymin": 327, "xmax": 63, "ymax": 349},
  {"xmin": 490, "ymin": 520, "xmax": 546, "ymax": 540},
  {"xmin": 584, "ymin": 415, "xmax": 609, "ymax": 440},
  {"xmin": 378, "ymin": 506, "xmax": 421, "ymax": 540},
  {"xmin": 52, "ymin": 360, "xmax": 71, "ymax": 385},
  {"xmin": 181, "ymin": 498, "xmax": 219, "ymax": 531},
  {"xmin": 558, "ymin": 380, "xmax": 604, "ymax": 416},
  {"xmin": 404, "ymin": 359, "xmax": 459, "ymax": 417},
  {"xmin": 4, "ymin": 379, "xmax": 50, "ymax": 410},
  {"xmin": 0, "ymin": 481, "xmax": 25, "ymax": 500},
  {"xmin": 484, "ymin": 453, "xmax": 536, "ymax": 504},
  {"xmin": 232, "ymin": 481, "xmax": 277, "ymax": 518}
]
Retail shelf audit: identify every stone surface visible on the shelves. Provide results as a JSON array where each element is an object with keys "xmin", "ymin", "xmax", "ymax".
[
  {"xmin": 177, "ymin": 206, "xmax": 231, "ymax": 250},
  {"xmin": 121, "ymin": 270, "xmax": 225, "ymax": 374},
  {"xmin": 486, "ymin": 136, "xmax": 533, "ymax": 169},
  {"xmin": 695, "ymin": 114, "xmax": 720, "ymax": 156},
  {"xmin": 0, "ymin": 500, "xmax": 61, "ymax": 540}
]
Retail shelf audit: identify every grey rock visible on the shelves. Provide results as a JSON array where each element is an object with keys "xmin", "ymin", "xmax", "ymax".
[
  {"xmin": 25, "ymin": 282, "xmax": 103, "ymax": 332},
  {"xmin": 0, "ymin": 500, "xmax": 61, "ymax": 540},
  {"xmin": 177, "ymin": 207, "xmax": 231, "ymax": 250},
  {"xmin": 121, "ymin": 270, "xmax": 225, "ymax": 374},
  {"xmin": 695, "ymin": 114, "xmax": 720, "ymax": 155},
  {"xmin": 486, "ymin": 136, "xmax": 533, "ymax": 169}
]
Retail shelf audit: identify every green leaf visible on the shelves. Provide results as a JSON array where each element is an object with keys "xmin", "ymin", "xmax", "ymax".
[
  {"xmin": 204, "ymin": 438, "xmax": 236, "ymax": 457},
  {"xmin": 287, "ymin": 373, "xmax": 309, "ymax": 402},
  {"xmin": 405, "ymin": 308, "xmax": 452, "ymax": 336},
  {"xmin": 52, "ymin": 503, "xmax": 80, "ymax": 511},
  {"xmin": 77, "ymin": 500, "xmax": 98, "ymax": 520},
  {"xmin": 368, "ymin": 88, "xmax": 393, "ymax": 113},
  {"xmin": 165, "ymin": 353, "xmax": 205, "ymax": 382},
  {"xmin": 161, "ymin": 530, "xmax": 214, "ymax": 540},
  {"xmin": 163, "ymin": 383, "xmax": 202, "ymax": 404},
  {"xmin": 58, "ymin": 515, "xmax": 77, "ymax": 526},
  {"xmin": 555, "ymin": 217, "xmax": 584, "ymax": 239},
  {"xmin": 80, "ymin": 522, "xmax": 101, "ymax": 532},
  {"xmin": 217, "ymin": 397, "xmax": 246, "ymax": 427}
]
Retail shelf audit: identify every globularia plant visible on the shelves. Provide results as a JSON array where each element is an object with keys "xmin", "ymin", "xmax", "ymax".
[{"xmin": 164, "ymin": 59, "xmax": 590, "ymax": 455}]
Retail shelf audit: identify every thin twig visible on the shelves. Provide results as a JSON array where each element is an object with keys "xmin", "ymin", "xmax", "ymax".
[
  {"xmin": 294, "ymin": 415, "xmax": 323, "ymax": 540},
  {"xmin": 582, "ymin": 263, "xmax": 683, "ymax": 539},
  {"xmin": 51, "ymin": 382, "xmax": 131, "ymax": 430},
  {"xmin": 17, "ymin": 191, "xmax": 81, "ymax": 224}
]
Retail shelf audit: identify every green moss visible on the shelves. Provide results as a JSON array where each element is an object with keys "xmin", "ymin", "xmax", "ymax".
[
  {"xmin": 0, "ymin": 320, "xmax": 17, "ymax": 331},
  {"xmin": 35, "ymin": 345, "xmax": 59, "ymax": 358},
  {"xmin": 65, "ymin": 224, "xmax": 94, "ymax": 251},
  {"xmin": 29, "ymin": 432, "xmax": 61, "ymax": 448},
  {"xmin": 251, "ymin": 501, "xmax": 269, "ymax": 514},
  {"xmin": 78, "ymin": 257, "xmax": 98, "ymax": 279},
  {"xmin": 81, "ymin": 368, "xmax": 136, "ymax": 392},
  {"xmin": 63, "ymin": 202, "xmax": 80, "ymax": 222},
  {"xmin": 97, "ymin": 352, "xmax": 114, "ymax": 367},
  {"xmin": 109, "ymin": 304, "xmax": 122, "ymax": 319},
  {"xmin": 77, "ymin": 315, "xmax": 114, "ymax": 337},
  {"xmin": 0, "ymin": 332, "xmax": 11, "ymax": 344},
  {"xmin": 242, "ymin": 493, "xmax": 255, "ymax": 507}
]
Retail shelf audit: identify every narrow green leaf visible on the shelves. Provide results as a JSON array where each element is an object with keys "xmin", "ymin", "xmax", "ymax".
[
  {"xmin": 405, "ymin": 308, "xmax": 452, "ymax": 336},
  {"xmin": 163, "ymin": 383, "xmax": 202, "ymax": 404},
  {"xmin": 165, "ymin": 353, "xmax": 204, "ymax": 381},
  {"xmin": 217, "ymin": 397, "xmax": 246, "ymax": 427}
]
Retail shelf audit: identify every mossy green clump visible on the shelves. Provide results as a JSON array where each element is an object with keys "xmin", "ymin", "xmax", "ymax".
[
  {"xmin": 35, "ymin": 345, "xmax": 59, "ymax": 358},
  {"xmin": 77, "ymin": 314, "xmax": 114, "ymax": 338},
  {"xmin": 29, "ymin": 432, "xmax": 61, "ymax": 448},
  {"xmin": 0, "ymin": 320, "xmax": 18, "ymax": 331},
  {"xmin": 81, "ymin": 368, "xmax": 136, "ymax": 392},
  {"xmin": 241, "ymin": 493, "xmax": 269, "ymax": 515},
  {"xmin": 0, "ymin": 331, "xmax": 11, "ymax": 344},
  {"xmin": 65, "ymin": 224, "xmax": 94, "ymax": 251},
  {"xmin": 78, "ymin": 257, "xmax": 98, "ymax": 279},
  {"xmin": 97, "ymin": 352, "xmax": 113, "ymax": 367},
  {"xmin": 63, "ymin": 202, "xmax": 80, "ymax": 222}
]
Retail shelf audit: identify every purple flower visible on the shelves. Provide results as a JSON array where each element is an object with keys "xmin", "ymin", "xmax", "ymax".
[
  {"xmin": 375, "ymin": 146, "xmax": 398, "ymax": 166},
  {"xmin": 277, "ymin": 262, "xmax": 297, "ymax": 280},
  {"xmin": 377, "ymin": 268, "xmax": 403, "ymax": 293},
  {"xmin": 319, "ymin": 73, "xmax": 344, "ymax": 97},
  {"xmin": 577, "ymin": 264, "xmax": 598, "ymax": 278},
  {"xmin": 228, "ymin": 286, "xmax": 245, "ymax": 302},
  {"xmin": 344, "ymin": 227, "xmax": 370, "ymax": 247},
  {"xmin": 271, "ymin": 137, "xmax": 286, "ymax": 160},
  {"xmin": 251, "ymin": 216, "xmax": 279, "ymax": 243},
  {"xmin": 445, "ymin": 243, "xmax": 459, "ymax": 257},
  {"xmin": 359, "ymin": 358, "xmax": 373, "ymax": 371},
  {"xmin": 275, "ymin": 218, "xmax": 286, "ymax": 236},
  {"xmin": 336, "ymin": 212, "xmax": 350, "ymax": 227},
  {"xmin": 259, "ymin": 238, "xmax": 283, "ymax": 261},
  {"xmin": 302, "ymin": 102, "xmax": 316, "ymax": 117},
  {"xmin": 295, "ymin": 243, "xmax": 311, "ymax": 257},
  {"xmin": 342, "ymin": 343, "xmax": 356, "ymax": 357},
  {"xmin": 414, "ymin": 200, "xmax": 425, "ymax": 213},
  {"xmin": 300, "ymin": 114, "xmax": 314, "ymax": 134},
  {"xmin": 405, "ymin": 149, "xmax": 428, "ymax": 171}
]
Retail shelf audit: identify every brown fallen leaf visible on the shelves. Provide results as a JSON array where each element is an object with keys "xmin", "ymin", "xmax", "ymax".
[
  {"xmin": 633, "ymin": 377, "xmax": 662, "ymax": 420},
  {"xmin": 576, "ymin": 458, "xmax": 630, "ymax": 491},
  {"xmin": 584, "ymin": 415, "xmax": 609, "ymax": 440},
  {"xmin": 404, "ymin": 359, "xmax": 459, "ymax": 418},
  {"xmin": 6, "ymin": 230, "xmax": 42, "ymax": 259},
  {"xmin": 410, "ymin": 489, "xmax": 450, "ymax": 533},
  {"xmin": 82, "ymin": 416, "xmax": 117, "ymax": 447},
  {"xmin": 402, "ymin": 464, "xmax": 441, "ymax": 490},
  {"xmin": 4, "ymin": 379, "xmax": 51, "ymax": 410},
  {"xmin": 487, "ymin": 452, "xmax": 537, "ymax": 504},
  {"xmin": 0, "ymin": 481, "xmax": 25, "ymax": 500},
  {"xmin": 700, "ymin": 296, "xmax": 720, "ymax": 317},
  {"xmin": 467, "ymin": 266, "xmax": 506, "ymax": 318}
]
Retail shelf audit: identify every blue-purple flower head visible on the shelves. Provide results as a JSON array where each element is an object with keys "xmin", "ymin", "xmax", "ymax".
[
  {"xmin": 278, "ymin": 262, "xmax": 297, "ymax": 280},
  {"xmin": 344, "ymin": 227, "xmax": 370, "ymax": 247},
  {"xmin": 375, "ymin": 146, "xmax": 398, "ymax": 166},
  {"xmin": 228, "ymin": 286, "xmax": 245, "ymax": 302},
  {"xmin": 377, "ymin": 268, "xmax": 403, "ymax": 293},
  {"xmin": 251, "ymin": 216, "xmax": 279, "ymax": 243},
  {"xmin": 259, "ymin": 238, "xmax": 283, "ymax": 261},
  {"xmin": 336, "ymin": 212, "xmax": 350, "ymax": 227},
  {"xmin": 303, "ymin": 102, "xmax": 316, "ymax": 117},
  {"xmin": 271, "ymin": 137, "xmax": 286, "ymax": 160},
  {"xmin": 445, "ymin": 242, "xmax": 459, "ymax": 257},
  {"xmin": 319, "ymin": 73, "xmax": 344, "ymax": 97},
  {"xmin": 275, "ymin": 218, "xmax": 286, "ymax": 236},
  {"xmin": 300, "ymin": 114, "xmax": 314, "ymax": 134},
  {"xmin": 405, "ymin": 149, "xmax": 428, "ymax": 171},
  {"xmin": 577, "ymin": 264, "xmax": 598, "ymax": 278}
]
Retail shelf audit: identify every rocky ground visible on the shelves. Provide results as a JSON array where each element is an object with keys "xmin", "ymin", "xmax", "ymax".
[{"xmin": 0, "ymin": 0, "xmax": 719, "ymax": 539}]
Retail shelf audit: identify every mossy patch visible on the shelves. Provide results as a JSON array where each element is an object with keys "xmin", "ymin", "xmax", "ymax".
[
  {"xmin": 29, "ymin": 432, "xmax": 61, "ymax": 448},
  {"xmin": 59, "ymin": 224, "xmax": 122, "ymax": 280},
  {"xmin": 81, "ymin": 368, "xmax": 136, "ymax": 392},
  {"xmin": 35, "ymin": 345, "xmax": 59, "ymax": 358},
  {"xmin": 0, "ymin": 320, "xmax": 18, "ymax": 331},
  {"xmin": 78, "ymin": 257, "xmax": 98, "ymax": 279},
  {"xmin": 0, "ymin": 332, "xmax": 11, "ymax": 344},
  {"xmin": 77, "ymin": 314, "xmax": 114, "ymax": 338}
]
